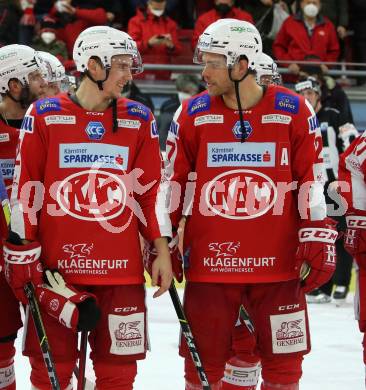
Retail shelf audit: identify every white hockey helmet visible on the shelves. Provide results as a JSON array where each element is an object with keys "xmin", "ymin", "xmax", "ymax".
[
  {"xmin": 295, "ymin": 76, "xmax": 321, "ymax": 95},
  {"xmin": 37, "ymin": 51, "xmax": 66, "ymax": 83},
  {"xmin": 194, "ymin": 19, "xmax": 262, "ymax": 70},
  {"xmin": 0, "ymin": 44, "xmax": 44, "ymax": 93},
  {"xmin": 73, "ymin": 26, "xmax": 143, "ymax": 74},
  {"xmin": 256, "ymin": 53, "xmax": 281, "ymax": 85}
]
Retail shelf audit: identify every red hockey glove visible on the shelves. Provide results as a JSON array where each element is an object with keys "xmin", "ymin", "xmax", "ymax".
[
  {"xmin": 344, "ymin": 215, "xmax": 366, "ymax": 268},
  {"xmin": 3, "ymin": 239, "xmax": 43, "ymax": 304},
  {"xmin": 143, "ymin": 235, "xmax": 183, "ymax": 283},
  {"xmin": 295, "ymin": 219, "xmax": 338, "ymax": 293},
  {"xmin": 36, "ymin": 270, "xmax": 100, "ymax": 332}
]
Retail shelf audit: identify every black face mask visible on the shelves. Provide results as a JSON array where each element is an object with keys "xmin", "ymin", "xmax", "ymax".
[{"xmin": 214, "ymin": 3, "xmax": 233, "ymax": 16}]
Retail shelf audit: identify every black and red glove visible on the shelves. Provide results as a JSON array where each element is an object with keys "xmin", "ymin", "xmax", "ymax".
[
  {"xmin": 295, "ymin": 218, "xmax": 338, "ymax": 293},
  {"xmin": 3, "ymin": 239, "xmax": 44, "ymax": 304},
  {"xmin": 36, "ymin": 270, "xmax": 100, "ymax": 332},
  {"xmin": 344, "ymin": 215, "xmax": 366, "ymax": 268},
  {"xmin": 143, "ymin": 235, "xmax": 183, "ymax": 283}
]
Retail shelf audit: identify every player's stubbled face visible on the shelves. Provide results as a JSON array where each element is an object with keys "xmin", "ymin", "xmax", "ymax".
[
  {"xmin": 201, "ymin": 52, "xmax": 232, "ymax": 96},
  {"xmin": 28, "ymin": 70, "xmax": 48, "ymax": 100}
]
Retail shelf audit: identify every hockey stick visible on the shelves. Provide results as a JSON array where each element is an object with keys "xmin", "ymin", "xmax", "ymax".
[
  {"xmin": 77, "ymin": 330, "xmax": 88, "ymax": 390},
  {"xmin": 0, "ymin": 173, "xmax": 61, "ymax": 390},
  {"xmin": 24, "ymin": 283, "xmax": 61, "ymax": 390},
  {"xmin": 168, "ymin": 281, "xmax": 211, "ymax": 390}
]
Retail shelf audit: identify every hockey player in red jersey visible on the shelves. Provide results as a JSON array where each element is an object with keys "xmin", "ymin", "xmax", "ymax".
[
  {"xmin": 37, "ymin": 51, "xmax": 67, "ymax": 97},
  {"xmin": 165, "ymin": 19, "xmax": 337, "ymax": 390},
  {"xmin": 0, "ymin": 44, "xmax": 47, "ymax": 390},
  {"xmin": 338, "ymin": 132, "xmax": 366, "ymax": 385},
  {"xmin": 222, "ymin": 53, "xmax": 285, "ymax": 390},
  {"xmin": 5, "ymin": 26, "xmax": 172, "ymax": 390}
]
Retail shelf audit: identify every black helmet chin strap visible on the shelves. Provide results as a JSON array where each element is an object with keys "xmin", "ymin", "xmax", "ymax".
[
  {"xmin": 85, "ymin": 68, "xmax": 110, "ymax": 91},
  {"xmin": 84, "ymin": 67, "xmax": 118, "ymax": 133},
  {"xmin": 228, "ymin": 67, "xmax": 251, "ymax": 143}
]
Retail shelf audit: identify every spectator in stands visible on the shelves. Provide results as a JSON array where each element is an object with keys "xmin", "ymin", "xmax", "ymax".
[
  {"xmin": 273, "ymin": 0, "xmax": 340, "ymax": 78},
  {"xmin": 0, "ymin": 0, "xmax": 21, "ymax": 47},
  {"xmin": 350, "ymin": 0, "xmax": 366, "ymax": 86},
  {"xmin": 32, "ymin": 16, "xmax": 68, "ymax": 62},
  {"xmin": 50, "ymin": 0, "xmax": 115, "ymax": 56},
  {"xmin": 238, "ymin": 0, "xmax": 290, "ymax": 55},
  {"xmin": 121, "ymin": 81, "xmax": 155, "ymax": 112},
  {"xmin": 192, "ymin": 0, "xmax": 253, "ymax": 49},
  {"xmin": 127, "ymin": 0, "xmax": 181, "ymax": 80},
  {"xmin": 158, "ymin": 73, "xmax": 201, "ymax": 150},
  {"xmin": 321, "ymin": 0, "xmax": 348, "ymax": 40},
  {"xmin": 18, "ymin": 0, "xmax": 55, "ymax": 45}
]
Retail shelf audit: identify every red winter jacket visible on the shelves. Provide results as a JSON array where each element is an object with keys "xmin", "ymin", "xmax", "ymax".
[
  {"xmin": 192, "ymin": 8, "xmax": 254, "ymax": 49},
  {"xmin": 273, "ymin": 14, "xmax": 340, "ymax": 64},
  {"xmin": 51, "ymin": 7, "xmax": 108, "ymax": 56},
  {"xmin": 128, "ymin": 8, "xmax": 182, "ymax": 64}
]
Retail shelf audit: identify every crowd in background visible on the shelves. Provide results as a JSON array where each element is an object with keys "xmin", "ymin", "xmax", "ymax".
[{"xmin": 0, "ymin": 0, "xmax": 365, "ymax": 85}]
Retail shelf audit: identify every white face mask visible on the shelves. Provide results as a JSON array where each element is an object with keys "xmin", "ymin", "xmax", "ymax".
[
  {"xmin": 150, "ymin": 8, "xmax": 164, "ymax": 17},
  {"xmin": 303, "ymin": 3, "xmax": 319, "ymax": 18},
  {"xmin": 41, "ymin": 32, "xmax": 56, "ymax": 45},
  {"xmin": 178, "ymin": 91, "xmax": 192, "ymax": 103}
]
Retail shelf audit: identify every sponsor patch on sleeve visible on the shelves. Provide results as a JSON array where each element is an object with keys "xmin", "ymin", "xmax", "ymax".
[
  {"xmin": 270, "ymin": 310, "xmax": 307, "ymax": 354},
  {"xmin": 150, "ymin": 119, "xmax": 158, "ymax": 138},
  {"xmin": 188, "ymin": 94, "xmax": 210, "ymax": 116},
  {"xmin": 261, "ymin": 114, "xmax": 292, "ymax": 125},
  {"xmin": 36, "ymin": 97, "xmax": 61, "ymax": 114},
  {"xmin": 117, "ymin": 119, "xmax": 141, "ymax": 129},
  {"xmin": 274, "ymin": 92, "xmax": 299, "ymax": 114},
  {"xmin": 45, "ymin": 115, "xmax": 76, "ymax": 125},
  {"xmin": 168, "ymin": 121, "xmax": 180, "ymax": 139},
  {"xmin": 21, "ymin": 115, "xmax": 34, "ymax": 133},
  {"xmin": 308, "ymin": 115, "xmax": 320, "ymax": 134},
  {"xmin": 0, "ymin": 133, "xmax": 10, "ymax": 142},
  {"xmin": 194, "ymin": 114, "xmax": 224, "ymax": 126},
  {"xmin": 127, "ymin": 102, "xmax": 149, "ymax": 121}
]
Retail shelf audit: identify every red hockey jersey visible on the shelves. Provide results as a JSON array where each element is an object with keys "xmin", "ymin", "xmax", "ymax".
[
  {"xmin": 338, "ymin": 130, "xmax": 366, "ymax": 214},
  {"xmin": 165, "ymin": 85, "xmax": 326, "ymax": 283},
  {"xmin": 11, "ymin": 94, "xmax": 170, "ymax": 285},
  {"xmin": 0, "ymin": 118, "xmax": 19, "ymax": 195}
]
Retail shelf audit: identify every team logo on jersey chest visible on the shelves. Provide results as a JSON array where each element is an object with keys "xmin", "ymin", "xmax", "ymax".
[
  {"xmin": 205, "ymin": 169, "xmax": 277, "ymax": 219},
  {"xmin": 232, "ymin": 121, "xmax": 253, "ymax": 140},
  {"xmin": 56, "ymin": 170, "xmax": 127, "ymax": 221},
  {"xmin": 85, "ymin": 122, "xmax": 105, "ymax": 141}
]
